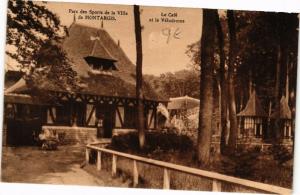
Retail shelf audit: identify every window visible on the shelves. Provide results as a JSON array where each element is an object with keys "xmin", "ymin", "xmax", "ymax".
[
  {"xmin": 124, "ymin": 106, "xmax": 137, "ymax": 129},
  {"xmin": 73, "ymin": 102, "xmax": 86, "ymax": 126},
  {"xmin": 283, "ymin": 120, "xmax": 292, "ymax": 138},
  {"xmin": 56, "ymin": 103, "xmax": 71, "ymax": 125},
  {"xmin": 14, "ymin": 104, "xmax": 43, "ymax": 120},
  {"xmin": 255, "ymin": 124, "xmax": 262, "ymax": 137},
  {"xmin": 84, "ymin": 56, "xmax": 117, "ymax": 75},
  {"xmin": 244, "ymin": 117, "xmax": 254, "ymax": 129}
]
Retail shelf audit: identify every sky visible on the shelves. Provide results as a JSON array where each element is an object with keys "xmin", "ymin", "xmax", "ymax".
[{"xmin": 43, "ymin": 2, "xmax": 203, "ymax": 75}]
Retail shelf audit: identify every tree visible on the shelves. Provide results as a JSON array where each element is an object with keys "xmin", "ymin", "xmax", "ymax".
[
  {"xmin": 7, "ymin": 0, "xmax": 65, "ymax": 69},
  {"xmin": 273, "ymin": 13, "xmax": 298, "ymax": 141},
  {"xmin": 214, "ymin": 11, "xmax": 228, "ymax": 154},
  {"xmin": 186, "ymin": 41, "xmax": 201, "ymax": 71},
  {"xmin": 197, "ymin": 9, "xmax": 217, "ymax": 165},
  {"xmin": 236, "ymin": 12, "xmax": 298, "ymax": 141},
  {"xmin": 187, "ymin": 10, "xmax": 298, "ymax": 156},
  {"xmin": 226, "ymin": 10, "xmax": 238, "ymax": 152},
  {"xmin": 6, "ymin": 0, "xmax": 77, "ymax": 94},
  {"xmin": 144, "ymin": 70, "xmax": 200, "ymax": 99},
  {"xmin": 134, "ymin": 5, "xmax": 145, "ymax": 149}
]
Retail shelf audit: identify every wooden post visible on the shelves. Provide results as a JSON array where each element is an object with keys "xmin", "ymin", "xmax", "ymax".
[
  {"xmin": 2, "ymin": 118, "xmax": 7, "ymax": 146},
  {"xmin": 212, "ymin": 179, "xmax": 222, "ymax": 192},
  {"xmin": 163, "ymin": 168, "xmax": 170, "ymax": 189},
  {"xmin": 85, "ymin": 148, "xmax": 90, "ymax": 164},
  {"xmin": 154, "ymin": 107, "xmax": 157, "ymax": 129},
  {"xmin": 112, "ymin": 154, "xmax": 117, "ymax": 177},
  {"xmin": 133, "ymin": 160, "xmax": 139, "ymax": 187},
  {"xmin": 97, "ymin": 151, "xmax": 102, "ymax": 171}
]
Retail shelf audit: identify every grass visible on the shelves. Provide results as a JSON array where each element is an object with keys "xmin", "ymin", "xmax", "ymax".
[
  {"xmin": 92, "ymin": 132, "xmax": 293, "ymax": 191},
  {"xmin": 89, "ymin": 150, "xmax": 262, "ymax": 192}
]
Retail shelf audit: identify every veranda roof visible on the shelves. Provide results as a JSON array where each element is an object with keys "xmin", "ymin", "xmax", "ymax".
[
  {"xmin": 5, "ymin": 78, "xmax": 27, "ymax": 94},
  {"xmin": 237, "ymin": 90, "xmax": 268, "ymax": 117},
  {"xmin": 167, "ymin": 95, "xmax": 200, "ymax": 110},
  {"xmin": 270, "ymin": 96, "xmax": 292, "ymax": 119},
  {"xmin": 5, "ymin": 63, "xmax": 19, "ymax": 72},
  {"xmin": 4, "ymin": 93, "xmax": 48, "ymax": 105}
]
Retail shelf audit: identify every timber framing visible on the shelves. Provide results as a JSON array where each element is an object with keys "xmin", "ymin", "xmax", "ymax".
[
  {"xmin": 51, "ymin": 90, "xmax": 163, "ymax": 108},
  {"xmin": 35, "ymin": 90, "xmax": 161, "ymax": 130}
]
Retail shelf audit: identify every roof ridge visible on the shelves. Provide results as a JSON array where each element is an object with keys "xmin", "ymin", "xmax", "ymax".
[
  {"xmin": 70, "ymin": 23, "xmax": 99, "ymax": 30},
  {"xmin": 90, "ymin": 39, "xmax": 98, "ymax": 56},
  {"xmin": 99, "ymin": 29, "xmax": 135, "ymax": 66},
  {"xmin": 237, "ymin": 89, "xmax": 268, "ymax": 117}
]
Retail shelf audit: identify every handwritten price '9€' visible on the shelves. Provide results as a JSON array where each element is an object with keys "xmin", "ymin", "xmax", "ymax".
[{"xmin": 162, "ymin": 27, "xmax": 181, "ymax": 44}]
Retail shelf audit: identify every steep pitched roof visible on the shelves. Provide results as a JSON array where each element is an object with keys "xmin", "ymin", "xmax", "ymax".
[
  {"xmin": 237, "ymin": 90, "xmax": 268, "ymax": 117},
  {"xmin": 63, "ymin": 23, "xmax": 136, "ymax": 82},
  {"xmin": 5, "ymin": 23, "xmax": 166, "ymax": 102},
  {"xmin": 271, "ymin": 96, "xmax": 292, "ymax": 119}
]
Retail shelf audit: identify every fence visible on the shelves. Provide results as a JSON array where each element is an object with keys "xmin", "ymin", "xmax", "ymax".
[{"xmin": 86, "ymin": 144, "xmax": 292, "ymax": 194}]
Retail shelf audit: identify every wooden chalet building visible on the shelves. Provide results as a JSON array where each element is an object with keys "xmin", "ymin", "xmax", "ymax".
[
  {"xmin": 237, "ymin": 90, "xmax": 268, "ymax": 142},
  {"xmin": 237, "ymin": 89, "xmax": 294, "ymax": 147},
  {"xmin": 270, "ymin": 96, "xmax": 293, "ymax": 143},
  {"xmin": 3, "ymin": 23, "xmax": 166, "ymax": 146}
]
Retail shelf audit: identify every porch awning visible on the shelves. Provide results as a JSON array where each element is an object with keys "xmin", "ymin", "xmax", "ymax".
[{"xmin": 167, "ymin": 95, "xmax": 200, "ymax": 110}]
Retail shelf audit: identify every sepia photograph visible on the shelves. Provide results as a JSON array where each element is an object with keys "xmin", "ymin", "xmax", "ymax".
[{"xmin": 1, "ymin": 0, "xmax": 299, "ymax": 194}]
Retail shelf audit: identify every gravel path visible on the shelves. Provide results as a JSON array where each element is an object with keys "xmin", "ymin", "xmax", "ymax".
[
  {"xmin": 1, "ymin": 146, "xmax": 129, "ymax": 187},
  {"xmin": 32, "ymin": 164, "xmax": 106, "ymax": 185}
]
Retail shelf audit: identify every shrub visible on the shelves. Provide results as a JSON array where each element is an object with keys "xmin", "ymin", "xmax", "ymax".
[
  {"xmin": 221, "ymin": 146, "xmax": 261, "ymax": 178},
  {"xmin": 270, "ymin": 144, "xmax": 293, "ymax": 166},
  {"xmin": 110, "ymin": 131, "xmax": 193, "ymax": 154},
  {"xmin": 253, "ymin": 157, "xmax": 293, "ymax": 188},
  {"xmin": 110, "ymin": 133, "xmax": 140, "ymax": 152}
]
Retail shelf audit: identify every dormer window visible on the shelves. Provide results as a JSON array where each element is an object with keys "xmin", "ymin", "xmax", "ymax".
[
  {"xmin": 84, "ymin": 56, "xmax": 117, "ymax": 75},
  {"xmin": 86, "ymin": 35, "xmax": 118, "ymax": 75}
]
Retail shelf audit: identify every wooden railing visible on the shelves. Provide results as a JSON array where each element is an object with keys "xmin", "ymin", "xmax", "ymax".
[{"xmin": 86, "ymin": 144, "xmax": 292, "ymax": 194}]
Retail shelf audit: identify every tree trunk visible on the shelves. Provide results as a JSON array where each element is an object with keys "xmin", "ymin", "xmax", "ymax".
[
  {"xmin": 273, "ymin": 43, "xmax": 281, "ymax": 140},
  {"xmin": 285, "ymin": 56, "xmax": 289, "ymax": 102},
  {"xmin": 214, "ymin": 11, "xmax": 228, "ymax": 155},
  {"xmin": 197, "ymin": 9, "xmax": 217, "ymax": 165},
  {"xmin": 227, "ymin": 10, "xmax": 238, "ymax": 153},
  {"xmin": 249, "ymin": 69, "xmax": 253, "ymax": 95},
  {"xmin": 134, "ymin": 5, "xmax": 145, "ymax": 149},
  {"xmin": 274, "ymin": 13, "xmax": 286, "ymax": 142}
]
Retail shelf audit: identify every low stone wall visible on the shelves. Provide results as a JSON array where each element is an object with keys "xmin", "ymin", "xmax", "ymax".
[
  {"xmin": 42, "ymin": 126, "xmax": 97, "ymax": 145},
  {"xmin": 211, "ymin": 140, "xmax": 293, "ymax": 153},
  {"xmin": 112, "ymin": 128, "xmax": 137, "ymax": 136},
  {"xmin": 112, "ymin": 129, "xmax": 164, "ymax": 137}
]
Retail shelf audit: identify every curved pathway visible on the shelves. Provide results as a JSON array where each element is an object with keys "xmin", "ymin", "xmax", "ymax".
[{"xmin": 1, "ymin": 146, "xmax": 129, "ymax": 187}]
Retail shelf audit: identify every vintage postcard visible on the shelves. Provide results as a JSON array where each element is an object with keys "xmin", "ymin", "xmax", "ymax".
[{"xmin": 1, "ymin": 0, "xmax": 299, "ymax": 194}]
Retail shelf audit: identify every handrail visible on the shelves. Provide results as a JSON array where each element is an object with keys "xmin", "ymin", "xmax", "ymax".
[{"xmin": 86, "ymin": 144, "xmax": 292, "ymax": 194}]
